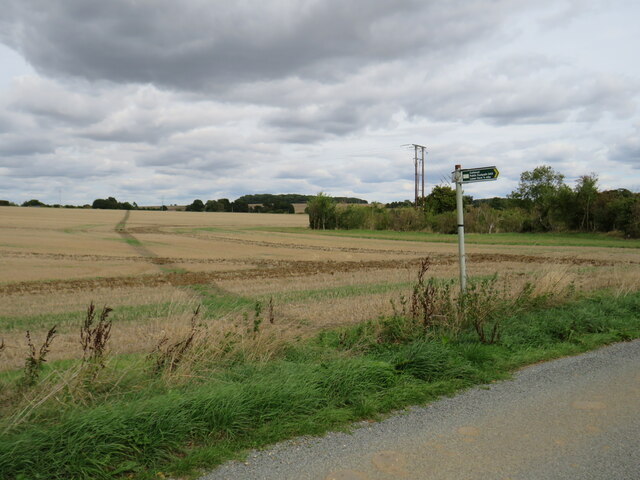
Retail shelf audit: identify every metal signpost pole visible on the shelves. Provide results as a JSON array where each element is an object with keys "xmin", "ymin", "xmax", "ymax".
[
  {"xmin": 451, "ymin": 164, "xmax": 498, "ymax": 294},
  {"xmin": 454, "ymin": 165, "xmax": 467, "ymax": 293}
]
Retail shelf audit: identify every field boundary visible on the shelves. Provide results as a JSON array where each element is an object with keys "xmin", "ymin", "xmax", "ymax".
[{"xmin": 251, "ymin": 227, "xmax": 640, "ymax": 249}]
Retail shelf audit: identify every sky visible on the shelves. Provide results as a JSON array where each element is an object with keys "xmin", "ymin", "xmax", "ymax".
[{"xmin": 0, "ymin": 0, "xmax": 639, "ymax": 206}]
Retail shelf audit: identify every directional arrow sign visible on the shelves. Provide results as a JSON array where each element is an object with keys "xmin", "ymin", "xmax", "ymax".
[{"xmin": 460, "ymin": 166, "xmax": 499, "ymax": 183}]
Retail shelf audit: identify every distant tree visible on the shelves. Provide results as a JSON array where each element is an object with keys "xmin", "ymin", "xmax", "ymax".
[
  {"xmin": 186, "ymin": 199, "xmax": 205, "ymax": 212},
  {"xmin": 0, "ymin": 200, "xmax": 17, "ymax": 207},
  {"xmin": 473, "ymin": 197, "xmax": 513, "ymax": 210},
  {"xmin": 574, "ymin": 174, "xmax": 599, "ymax": 231},
  {"xmin": 92, "ymin": 197, "xmax": 120, "ymax": 209},
  {"xmin": 307, "ymin": 192, "xmax": 336, "ymax": 230},
  {"xmin": 425, "ymin": 185, "xmax": 456, "ymax": 214},
  {"xmin": 593, "ymin": 189, "xmax": 638, "ymax": 235},
  {"xmin": 204, "ymin": 200, "xmax": 221, "ymax": 212},
  {"xmin": 230, "ymin": 199, "xmax": 248, "ymax": 212},
  {"xmin": 511, "ymin": 166, "xmax": 564, "ymax": 201},
  {"xmin": 386, "ymin": 200, "xmax": 413, "ymax": 209},
  {"xmin": 509, "ymin": 165, "xmax": 567, "ymax": 230},
  {"xmin": 217, "ymin": 198, "xmax": 231, "ymax": 212},
  {"xmin": 22, "ymin": 199, "xmax": 47, "ymax": 207},
  {"xmin": 334, "ymin": 197, "xmax": 368, "ymax": 204}
]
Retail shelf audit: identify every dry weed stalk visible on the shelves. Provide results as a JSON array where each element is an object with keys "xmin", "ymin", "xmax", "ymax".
[
  {"xmin": 80, "ymin": 302, "xmax": 113, "ymax": 369},
  {"xmin": 253, "ymin": 301, "xmax": 263, "ymax": 333},
  {"xmin": 400, "ymin": 260, "xmax": 545, "ymax": 344},
  {"xmin": 150, "ymin": 306, "xmax": 202, "ymax": 373},
  {"xmin": 268, "ymin": 296, "xmax": 275, "ymax": 324},
  {"xmin": 21, "ymin": 325, "xmax": 57, "ymax": 387},
  {"xmin": 410, "ymin": 257, "xmax": 436, "ymax": 331}
]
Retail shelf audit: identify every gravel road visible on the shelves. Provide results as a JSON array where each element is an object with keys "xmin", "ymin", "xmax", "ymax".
[{"xmin": 201, "ymin": 340, "xmax": 640, "ymax": 480}]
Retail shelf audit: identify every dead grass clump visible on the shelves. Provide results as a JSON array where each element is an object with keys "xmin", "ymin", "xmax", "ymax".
[
  {"xmin": 599, "ymin": 266, "xmax": 640, "ymax": 298},
  {"xmin": 531, "ymin": 266, "xmax": 576, "ymax": 298},
  {"xmin": 150, "ymin": 306, "xmax": 202, "ymax": 374},
  {"xmin": 150, "ymin": 308, "xmax": 303, "ymax": 385}
]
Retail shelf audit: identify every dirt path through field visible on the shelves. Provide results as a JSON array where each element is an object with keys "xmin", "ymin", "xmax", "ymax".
[{"xmin": 116, "ymin": 211, "xmax": 166, "ymax": 264}]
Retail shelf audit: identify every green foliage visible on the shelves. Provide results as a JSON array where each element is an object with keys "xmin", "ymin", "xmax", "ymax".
[
  {"xmin": 92, "ymin": 197, "xmax": 135, "ymax": 210},
  {"xmin": 204, "ymin": 199, "xmax": 223, "ymax": 212},
  {"xmin": 236, "ymin": 193, "xmax": 310, "ymax": 205},
  {"xmin": 386, "ymin": 199, "xmax": 413, "ymax": 209},
  {"xmin": 393, "ymin": 341, "xmax": 476, "ymax": 382},
  {"xmin": 299, "ymin": 165, "xmax": 639, "ymax": 237},
  {"xmin": 307, "ymin": 192, "xmax": 337, "ymax": 230},
  {"xmin": 387, "ymin": 207, "xmax": 429, "ymax": 231},
  {"xmin": 573, "ymin": 175, "xmax": 599, "ymax": 230},
  {"xmin": 592, "ymin": 189, "xmax": 640, "ymax": 237},
  {"xmin": 230, "ymin": 194, "xmax": 367, "ymax": 215},
  {"xmin": 425, "ymin": 185, "xmax": 456, "ymax": 214},
  {"xmin": 22, "ymin": 199, "xmax": 48, "ymax": 207},
  {"xmin": 511, "ymin": 165, "xmax": 565, "ymax": 206},
  {"xmin": 185, "ymin": 199, "xmax": 205, "ymax": 212},
  {"xmin": 509, "ymin": 165, "xmax": 566, "ymax": 231}
]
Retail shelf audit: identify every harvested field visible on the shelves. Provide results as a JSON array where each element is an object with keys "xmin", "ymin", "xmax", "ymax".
[{"xmin": 1, "ymin": 206, "xmax": 638, "ymax": 370}]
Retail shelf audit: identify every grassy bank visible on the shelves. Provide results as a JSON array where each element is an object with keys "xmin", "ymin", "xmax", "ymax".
[
  {"xmin": 251, "ymin": 227, "xmax": 640, "ymax": 248},
  {"xmin": 1, "ymin": 288, "xmax": 639, "ymax": 480}
]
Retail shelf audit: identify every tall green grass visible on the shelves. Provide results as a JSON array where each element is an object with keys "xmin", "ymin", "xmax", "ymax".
[{"xmin": 1, "ymin": 290, "xmax": 638, "ymax": 479}]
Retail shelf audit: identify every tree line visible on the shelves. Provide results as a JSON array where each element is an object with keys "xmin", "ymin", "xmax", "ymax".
[
  {"xmin": 185, "ymin": 194, "xmax": 367, "ymax": 213},
  {"xmin": 307, "ymin": 165, "xmax": 640, "ymax": 238},
  {"xmin": 6, "ymin": 194, "xmax": 368, "ymax": 213}
]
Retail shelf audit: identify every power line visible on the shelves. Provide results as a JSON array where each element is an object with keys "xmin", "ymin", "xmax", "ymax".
[{"xmin": 408, "ymin": 144, "xmax": 426, "ymax": 208}]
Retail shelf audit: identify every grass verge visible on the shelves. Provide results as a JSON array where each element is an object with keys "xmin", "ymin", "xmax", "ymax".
[
  {"xmin": 0, "ymin": 290, "xmax": 638, "ymax": 480},
  {"xmin": 250, "ymin": 227, "xmax": 640, "ymax": 248}
]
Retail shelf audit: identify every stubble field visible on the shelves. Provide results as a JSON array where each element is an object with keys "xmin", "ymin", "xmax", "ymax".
[{"xmin": 1, "ymin": 206, "xmax": 638, "ymax": 371}]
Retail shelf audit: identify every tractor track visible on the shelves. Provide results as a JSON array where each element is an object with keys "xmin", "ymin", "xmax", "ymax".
[{"xmin": 0, "ymin": 253, "xmax": 616, "ymax": 296}]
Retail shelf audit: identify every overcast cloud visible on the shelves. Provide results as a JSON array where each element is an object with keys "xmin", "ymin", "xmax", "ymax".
[{"xmin": 0, "ymin": 0, "xmax": 639, "ymax": 205}]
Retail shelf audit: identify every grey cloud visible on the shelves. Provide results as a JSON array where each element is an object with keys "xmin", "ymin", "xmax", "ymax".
[
  {"xmin": 266, "ymin": 97, "xmax": 398, "ymax": 143},
  {"xmin": 251, "ymin": 52, "xmax": 637, "ymax": 144},
  {"xmin": 7, "ymin": 76, "xmax": 110, "ymax": 125},
  {"xmin": 268, "ymin": 103, "xmax": 363, "ymax": 142},
  {"xmin": 407, "ymin": 56, "xmax": 638, "ymax": 126},
  {"xmin": 610, "ymin": 134, "xmax": 640, "ymax": 168},
  {"xmin": 0, "ymin": 111, "xmax": 18, "ymax": 133},
  {"xmin": 0, "ymin": 134, "xmax": 54, "ymax": 156},
  {"xmin": 2, "ymin": 152, "xmax": 130, "ymax": 179},
  {"xmin": 1, "ymin": 0, "xmax": 531, "ymax": 91},
  {"xmin": 0, "ymin": 0, "xmax": 637, "ymax": 205}
]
